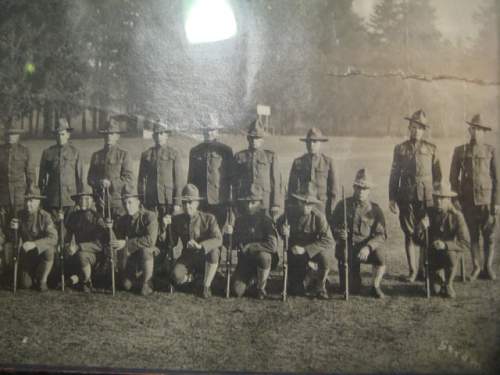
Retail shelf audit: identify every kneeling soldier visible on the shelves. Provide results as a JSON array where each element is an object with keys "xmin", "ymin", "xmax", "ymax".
[
  {"xmin": 64, "ymin": 186, "xmax": 106, "ymax": 292},
  {"xmin": 112, "ymin": 189, "xmax": 159, "ymax": 296},
  {"xmin": 416, "ymin": 183, "xmax": 470, "ymax": 298},
  {"xmin": 168, "ymin": 184, "xmax": 222, "ymax": 298},
  {"xmin": 280, "ymin": 182, "xmax": 334, "ymax": 299},
  {"xmin": 331, "ymin": 169, "xmax": 387, "ymax": 298},
  {"xmin": 231, "ymin": 185, "xmax": 279, "ymax": 299},
  {"xmin": 8, "ymin": 187, "xmax": 58, "ymax": 291}
]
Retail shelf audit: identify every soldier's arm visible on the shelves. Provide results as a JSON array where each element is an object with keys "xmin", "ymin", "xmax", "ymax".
[
  {"xmin": 327, "ymin": 158, "xmax": 338, "ymax": 217},
  {"xmin": 490, "ymin": 146, "xmax": 499, "ymax": 208},
  {"xmin": 432, "ymin": 145, "xmax": 442, "ymax": 184},
  {"xmin": 137, "ymin": 152, "xmax": 146, "ymax": 199},
  {"xmin": 304, "ymin": 214, "xmax": 335, "ymax": 258},
  {"xmin": 75, "ymin": 150, "xmax": 84, "ymax": 194},
  {"xmin": 34, "ymin": 213, "xmax": 58, "ymax": 252},
  {"xmin": 187, "ymin": 148, "xmax": 195, "ymax": 185},
  {"xmin": 366, "ymin": 205, "xmax": 387, "ymax": 251},
  {"xmin": 126, "ymin": 211, "xmax": 159, "ymax": 252},
  {"xmin": 120, "ymin": 151, "xmax": 135, "ymax": 193},
  {"xmin": 444, "ymin": 211, "xmax": 470, "ymax": 253},
  {"xmin": 270, "ymin": 152, "xmax": 282, "ymax": 208},
  {"xmin": 330, "ymin": 200, "xmax": 344, "ymax": 241},
  {"xmin": 388, "ymin": 145, "xmax": 401, "ymax": 202},
  {"xmin": 199, "ymin": 215, "xmax": 223, "ymax": 254},
  {"xmin": 87, "ymin": 153, "xmax": 98, "ymax": 189},
  {"xmin": 173, "ymin": 151, "xmax": 183, "ymax": 207},
  {"xmin": 449, "ymin": 147, "xmax": 461, "ymax": 193},
  {"xmin": 246, "ymin": 217, "xmax": 278, "ymax": 254},
  {"xmin": 288, "ymin": 160, "xmax": 298, "ymax": 197},
  {"xmin": 38, "ymin": 150, "xmax": 48, "ymax": 191}
]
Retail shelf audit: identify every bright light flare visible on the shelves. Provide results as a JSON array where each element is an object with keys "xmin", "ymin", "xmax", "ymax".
[{"xmin": 185, "ymin": 0, "xmax": 237, "ymax": 44}]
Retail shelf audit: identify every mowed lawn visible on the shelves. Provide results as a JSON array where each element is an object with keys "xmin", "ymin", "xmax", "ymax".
[{"xmin": 0, "ymin": 135, "xmax": 499, "ymax": 373}]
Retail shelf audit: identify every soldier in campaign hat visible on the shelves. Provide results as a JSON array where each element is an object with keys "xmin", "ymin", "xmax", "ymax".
[
  {"xmin": 450, "ymin": 114, "xmax": 498, "ymax": 281},
  {"xmin": 389, "ymin": 110, "xmax": 442, "ymax": 282}
]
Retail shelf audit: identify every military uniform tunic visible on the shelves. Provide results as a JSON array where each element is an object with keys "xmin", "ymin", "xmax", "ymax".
[
  {"xmin": 39, "ymin": 143, "xmax": 84, "ymax": 208},
  {"xmin": 233, "ymin": 149, "xmax": 281, "ymax": 211},
  {"xmin": 288, "ymin": 153, "xmax": 338, "ymax": 217}
]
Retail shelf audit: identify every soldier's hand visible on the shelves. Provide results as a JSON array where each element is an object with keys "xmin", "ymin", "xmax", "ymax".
[
  {"xmin": 9, "ymin": 218, "xmax": 19, "ymax": 230},
  {"xmin": 389, "ymin": 200, "xmax": 398, "ymax": 214},
  {"xmin": 65, "ymin": 242, "xmax": 79, "ymax": 256},
  {"xmin": 187, "ymin": 239, "xmax": 202, "ymax": 250},
  {"xmin": 291, "ymin": 245, "xmax": 305, "ymax": 255},
  {"xmin": 101, "ymin": 179, "xmax": 111, "ymax": 189},
  {"xmin": 22, "ymin": 241, "xmax": 36, "ymax": 251},
  {"xmin": 433, "ymin": 240, "xmax": 446, "ymax": 251},
  {"xmin": 420, "ymin": 215, "xmax": 430, "ymax": 230},
  {"xmin": 223, "ymin": 224, "xmax": 233, "ymax": 235},
  {"xmin": 173, "ymin": 205, "xmax": 181, "ymax": 214},
  {"xmin": 104, "ymin": 219, "xmax": 113, "ymax": 230},
  {"xmin": 110, "ymin": 239, "xmax": 126, "ymax": 250},
  {"xmin": 282, "ymin": 224, "xmax": 290, "ymax": 238},
  {"xmin": 163, "ymin": 214, "xmax": 172, "ymax": 227},
  {"xmin": 270, "ymin": 206, "xmax": 280, "ymax": 221},
  {"xmin": 358, "ymin": 246, "xmax": 370, "ymax": 262}
]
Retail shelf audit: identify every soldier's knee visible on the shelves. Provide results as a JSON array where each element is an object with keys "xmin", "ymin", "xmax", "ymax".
[
  {"xmin": 206, "ymin": 248, "xmax": 220, "ymax": 264},
  {"xmin": 315, "ymin": 251, "xmax": 332, "ymax": 270},
  {"xmin": 76, "ymin": 251, "xmax": 89, "ymax": 267},
  {"xmin": 255, "ymin": 252, "xmax": 272, "ymax": 269},
  {"xmin": 232, "ymin": 279, "xmax": 247, "ymax": 298},
  {"xmin": 42, "ymin": 248, "xmax": 55, "ymax": 262},
  {"xmin": 172, "ymin": 263, "xmax": 189, "ymax": 285},
  {"xmin": 140, "ymin": 247, "xmax": 155, "ymax": 261}
]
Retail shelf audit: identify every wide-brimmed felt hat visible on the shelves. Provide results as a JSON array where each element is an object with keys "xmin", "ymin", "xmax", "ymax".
[
  {"xmin": 432, "ymin": 183, "xmax": 457, "ymax": 198},
  {"xmin": 238, "ymin": 184, "xmax": 264, "ymax": 201},
  {"xmin": 405, "ymin": 109, "xmax": 429, "ymax": 129},
  {"xmin": 466, "ymin": 114, "xmax": 492, "ymax": 131},
  {"xmin": 353, "ymin": 168, "xmax": 375, "ymax": 189},
  {"xmin": 300, "ymin": 127, "xmax": 328, "ymax": 142},
  {"xmin": 53, "ymin": 118, "xmax": 73, "ymax": 133},
  {"xmin": 24, "ymin": 186, "xmax": 45, "ymax": 200},
  {"xmin": 71, "ymin": 185, "xmax": 95, "ymax": 201},
  {"xmin": 181, "ymin": 184, "xmax": 204, "ymax": 201},
  {"xmin": 4, "ymin": 122, "xmax": 26, "ymax": 134},
  {"xmin": 120, "ymin": 185, "xmax": 142, "ymax": 200},
  {"xmin": 291, "ymin": 182, "xmax": 321, "ymax": 204},
  {"xmin": 246, "ymin": 119, "xmax": 266, "ymax": 138},
  {"xmin": 99, "ymin": 116, "xmax": 127, "ymax": 134}
]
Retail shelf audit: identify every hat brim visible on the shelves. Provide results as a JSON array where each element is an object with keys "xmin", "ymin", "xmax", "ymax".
[
  {"xmin": 237, "ymin": 196, "xmax": 263, "ymax": 201},
  {"xmin": 466, "ymin": 122, "xmax": 492, "ymax": 131},
  {"xmin": 291, "ymin": 193, "xmax": 321, "ymax": 204},
  {"xmin": 299, "ymin": 137, "xmax": 328, "ymax": 142},
  {"xmin": 405, "ymin": 117, "xmax": 429, "ymax": 128},
  {"xmin": 24, "ymin": 195, "xmax": 46, "ymax": 200},
  {"xmin": 247, "ymin": 133, "xmax": 265, "ymax": 138},
  {"xmin": 121, "ymin": 194, "xmax": 142, "ymax": 200}
]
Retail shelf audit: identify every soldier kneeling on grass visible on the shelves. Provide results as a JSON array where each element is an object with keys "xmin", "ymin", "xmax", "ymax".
[
  {"xmin": 111, "ymin": 188, "xmax": 159, "ymax": 296},
  {"xmin": 167, "ymin": 184, "xmax": 222, "ymax": 298},
  {"xmin": 229, "ymin": 184, "xmax": 279, "ymax": 299},
  {"xmin": 64, "ymin": 186, "xmax": 107, "ymax": 293},
  {"xmin": 416, "ymin": 183, "xmax": 470, "ymax": 299},
  {"xmin": 331, "ymin": 169, "xmax": 387, "ymax": 298},
  {"xmin": 6, "ymin": 187, "xmax": 58, "ymax": 292},
  {"xmin": 279, "ymin": 182, "xmax": 334, "ymax": 299}
]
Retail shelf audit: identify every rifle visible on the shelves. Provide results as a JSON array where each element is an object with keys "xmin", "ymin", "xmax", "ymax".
[
  {"xmin": 11, "ymin": 196, "xmax": 21, "ymax": 294},
  {"xmin": 342, "ymin": 186, "xmax": 349, "ymax": 301},
  {"xmin": 104, "ymin": 186, "xmax": 116, "ymax": 296},
  {"xmin": 423, "ymin": 194, "xmax": 431, "ymax": 298},
  {"xmin": 58, "ymin": 146, "xmax": 65, "ymax": 292},
  {"xmin": 167, "ymin": 211, "xmax": 174, "ymax": 294},
  {"xmin": 225, "ymin": 187, "xmax": 235, "ymax": 299}
]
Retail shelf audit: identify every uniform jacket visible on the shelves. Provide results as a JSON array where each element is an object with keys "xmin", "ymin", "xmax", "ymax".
[
  {"xmin": 279, "ymin": 207, "xmax": 334, "ymax": 259},
  {"xmin": 416, "ymin": 207, "xmax": 470, "ymax": 253},
  {"xmin": 138, "ymin": 145, "xmax": 182, "ymax": 207},
  {"xmin": 288, "ymin": 153, "xmax": 337, "ymax": 216},
  {"xmin": 188, "ymin": 140, "xmax": 233, "ymax": 205},
  {"xmin": 0, "ymin": 143, "xmax": 36, "ymax": 207},
  {"xmin": 331, "ymin": 197, "xmax": 386, "ymax": 254},
  {"xmin": 87, "ymin": 145, "xmax": 134, "ymax": 207},
  {"xmin": 18, "ymin": 208, "xmax": 58, "ymax": 253},
  {"xmin": 233, "ymin": 149, "xmax": 281, "ymax": 209},
  {"xmin": 38, "ymin": 143, "xmax": 84, "ymax": 208},
  {"xmin": 171, "ymin": 211, "xmax": 222, "ymax": 254},
  {"xmin": 234, "ymin": 210, "xmax": 278, "ymax": 254},
  {"xmin": 114, "ymin": 209, "xmax": 158, "ymax": 254},
  {"xmin": 65, "ymin": 209, "xmax": 106, "ymax": 253},
  {"xmin": 450, "ymin": 142, "xmax": 498, "ymax": 209},
  {"xmin": 389, "ymin": 139, "xmax": 442, "ymax": 204}
]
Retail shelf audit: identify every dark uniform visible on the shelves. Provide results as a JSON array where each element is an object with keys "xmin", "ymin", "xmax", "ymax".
[
  {"xmin": 232, "ymin": 209, "xmax": 279, "ymax": 297},
  {"xmin": 87, "ymin": 145, "xmax": 134, "ymax": 218},
  {"xmin": 188, "ymin": 140, "xmax": 233, "ymax": 226},
  {"xmin": 138, "ymin": 144, "xmax": 182, "ymax": 217},
  {"xmin": 331, "ymin": 197, "xmax": 387, "ymax": 293},
  {"xmin": 113, "ymin": 208, "xmax": 159, "ymax": 290},
  {"xmin": 39, "ymin": 143, "xmax": 84, "ymax": 219}
]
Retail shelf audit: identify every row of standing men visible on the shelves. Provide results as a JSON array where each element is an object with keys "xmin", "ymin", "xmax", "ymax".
[{"xmin": 0, "ymin": 109, "xmax": 496, "ymax": 299}]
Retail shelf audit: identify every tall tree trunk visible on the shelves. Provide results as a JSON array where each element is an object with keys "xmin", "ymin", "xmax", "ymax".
[
  {"xmin": 82, "ymin": 107, "xmax": 87, "ymax": 135},
  {"xmin": 43, "ymin": 101, "xmax": 53, "ymax": 136},
  {"xmin": 29, "ymin": 110, "xmax": 34, "ymax": 135},
  {"xmin": 35, "ymin": 109, "xmax": 41, "ymax": 136}
]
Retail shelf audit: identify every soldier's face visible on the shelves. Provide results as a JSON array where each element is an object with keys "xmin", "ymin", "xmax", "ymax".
[
  {"xmin": 105, "ymin": 133, "xmax": 120, "ymax": 146},
  {"xmin": 409, "ymin": 123, "xmax": 424, "ymax": 141},
  {"xmin": 306, "ymin": 140, "xmax": 321, "ymax": 154},
  {"xmin": 434, "ymin": 196, "xmax": 451, "ymax": 211},
  {"xmin": 6, "ymin": 133, "xmax": 20, "ymax": 144},
  {"xmin": 353, "ymin": 186, "xmax": 370, "ymax": 202},
  {"xmin": 153, "ymin": 132, "xmax": 168, "ymax": 146},
  {"xmin": 56, "ymin": 130, "xmax": 70, "ymax": 145},
  {"xmin": 204, "ymin": 129, "xmax": 218, "ymax": 142},
  {"xmin": 26, "ymin": 198, "xmax": 40, "ymax": 214},
  {"xmin": 298, "ymin": 200, "xmax": 313, "ymax": 216},
  {"xmin": 123, "ymin": 197, "xmax": 140, "ymax": 215},
  {"xmin": 79, "ymin": 196, "xmax": 94, "ymax": 210},
  {"xmin": 245, "ymin": 200, "xmax": 261, "ymax": 214},
  {"xmin": 469, "ymin": 127, "xmax": 485, "ymax": 143},
  {"xmin": 247, "ymin": 136, "xmax": 263, "ymax": 150},
  {"xmin": 182, "ymin": 200, "xmax": 199, "ymax": 216}
]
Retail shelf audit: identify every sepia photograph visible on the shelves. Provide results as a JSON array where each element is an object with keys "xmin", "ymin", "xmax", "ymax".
[{"xmin": 0, "ymin": 0, "xmax": 499, "ymax": 373}]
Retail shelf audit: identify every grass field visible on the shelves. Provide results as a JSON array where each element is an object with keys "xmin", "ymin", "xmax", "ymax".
[{"xmin": 1, "ymin": 134, "xmax": 499, "ymax": 374}]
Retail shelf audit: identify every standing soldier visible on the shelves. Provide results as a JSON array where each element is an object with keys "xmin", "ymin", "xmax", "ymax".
[
  {"xmin": 188, "ymin": 121, "xmax": 233, "ymax": 228},
  {"xmin": 167, "ymin": 184, "xmax": 222, "ymax": 298},
  {"xmin": 279, "ymin": 182, "xmax": 335, "ymax": 299},
  {"xmin": 64, "ymin": 186, "xmax": 106, "ymax": 292},
  {"xmin": 288, "ymin": 128, "xmax": 338, "ymax": 219},
  {"xmin": 416, "ymin": 183, "xmax": 470, "ymax": 298},
  {"xmin": 87, "ymin": 116, "xmax": 134, "ymax": 219},
  {"xmin": 0, "ymin": 122, "xmax": 36, "ymax": 279},
  {"xmin": 38, "ymin": 118, "xmax": 84, "ymax": 221},
  {"xmin": 138, "ymin": 119, "xmax": 182, "ymax": 221},
  {"xmin": 7, "ymin": 187, "xmax": 58, "ymax": 292},
  {"xmin": 111, "ymin": 189, "xmax": 159, "ymax": 296},
  {"xmin": 331, "ymin": 169, "xmax": 387, "ymax": 298},
  {"xmin": 233, "ymin": 119, "xmax": 281, "ymax": 220},
  {"xmin": 389, "ymin": 110, "xmax": 442, "ymax": 282},
  {"xmin": 450, "ymin": 114, "xmax": 498, "ymax": 281},
  {"xmin": 231, "ymin": 185, "xmax": 279, "ymax": 299}
]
